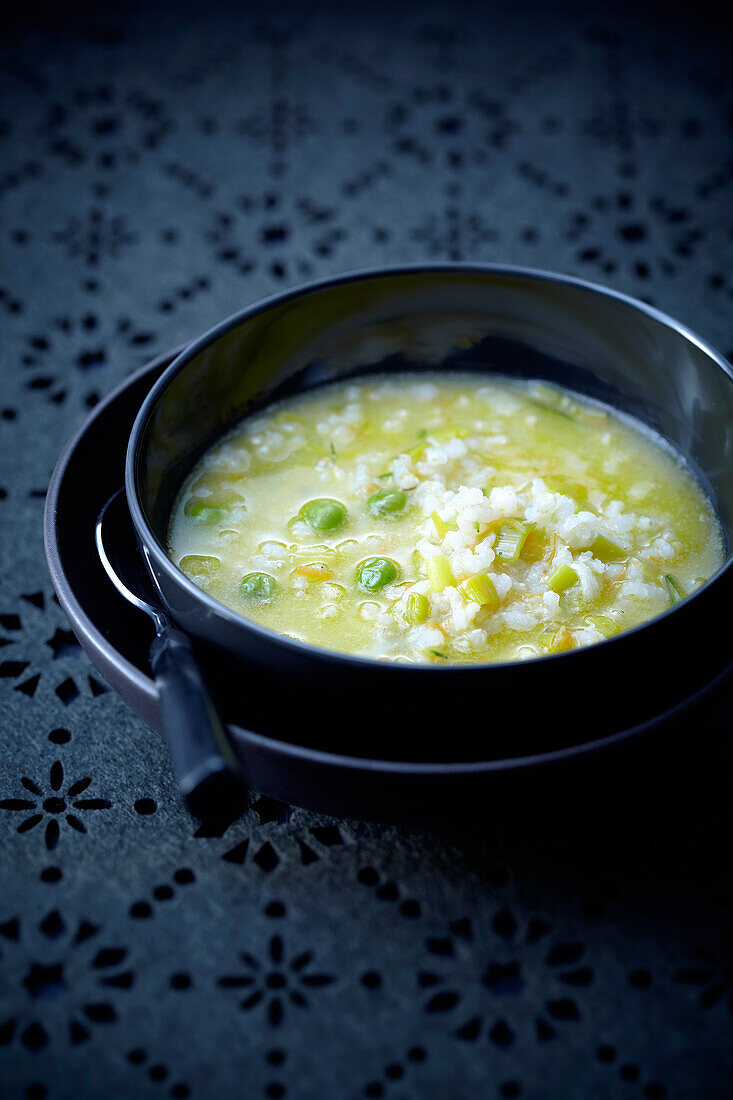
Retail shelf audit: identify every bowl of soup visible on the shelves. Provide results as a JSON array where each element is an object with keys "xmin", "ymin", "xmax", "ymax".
[{"xmin": 126, "ymin": 265, "xmax": 733, "ymax": 763}]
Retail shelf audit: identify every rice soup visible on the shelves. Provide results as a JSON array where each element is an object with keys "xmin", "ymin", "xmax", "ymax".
[{"xmin": 167, "ymin": 374, "xmax": 724, "ymax": 664}]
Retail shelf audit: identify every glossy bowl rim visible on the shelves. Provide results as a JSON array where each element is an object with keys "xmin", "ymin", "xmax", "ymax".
[{"xmin": 125, "ymin": 261, "xmax": 733, "ymax": 676}]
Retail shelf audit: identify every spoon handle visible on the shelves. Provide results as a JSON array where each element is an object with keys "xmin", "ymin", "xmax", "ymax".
[{"xmin": 149, "ymin": 627, "xmax": 250, "ymax": 821}]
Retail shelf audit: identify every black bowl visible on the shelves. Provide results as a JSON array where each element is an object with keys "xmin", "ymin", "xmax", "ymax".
[
  {"xmin": 44, "ymin": 348, "xmax": 731, "ymax": 823},
  {"xmin": 126, "ymin": 264, "xmax": 733, "ymax": 767}
]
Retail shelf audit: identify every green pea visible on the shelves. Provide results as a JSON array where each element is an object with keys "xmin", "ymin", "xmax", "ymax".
[
  {"xmin": 240, "ymin": 572, "xmax": 278, "ymax": 600},
  {"xmin": 367, "ymin": 488, "xmax": 407, "ymax": 517},
  {"xmin": 184, "ymin": 498, "xmax": 224, "ymax": 525},
  {"xmin": 356, "ymin": 557, "xmax": 399, "ymax": 592},
  {"xmin": 179, "ymin": 555, "xmax": 220, "ymax": 579},
  {"xmin": 299, "ymin": 498, "xmax": 347, "ymax": 532}
]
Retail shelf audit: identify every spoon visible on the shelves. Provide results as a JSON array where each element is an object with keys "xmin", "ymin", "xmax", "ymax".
[{"xmin": 95, "ymin": 488, "xmax": 250, "ymax": 821}]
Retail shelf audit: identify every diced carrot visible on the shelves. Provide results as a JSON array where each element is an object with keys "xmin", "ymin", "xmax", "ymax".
[{"xmin": 294, "ymin": 564, "xmax": 334, "ymax": 581}]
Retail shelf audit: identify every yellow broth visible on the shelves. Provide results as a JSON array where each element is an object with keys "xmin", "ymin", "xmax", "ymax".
[{"xmin": 167, "ymin": 374, "xmax": 724, "ymax": 664}]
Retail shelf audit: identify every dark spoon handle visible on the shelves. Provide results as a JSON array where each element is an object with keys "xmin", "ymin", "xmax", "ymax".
[{"xmin": 149, "ymin": 628, "xmax": 249, "ymax": 821}]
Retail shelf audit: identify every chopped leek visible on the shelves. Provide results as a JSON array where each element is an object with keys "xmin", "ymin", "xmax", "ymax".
[
  {"xmin": 590, "ymin": 534, "xmax": 627, "ymax": 563},
  {"xmin": 496, "ymin": 521, "xmax": 533, "ymax": 562},
  {"xmin": 640, "ymin": 560, "xmax": 661, "ymax": 584},
  {"xmin": 544, "ymin": 475, "xmax": 589, "ymax": 504},
  {"xmin": 426, "ymin": 554, "xmax": 456, "ymax": 591},
  {"xmin": 547, "ymin": 563, "xmax": 578, "ymax": 593},
  {"xmin": 528, "ymin": 384, "xmax": 577, "ymax": 421},
  {"xmin": 532, "ymin": 382, "xmax": 567, "ymax": 405},
  {"xmin": 430, "ymin": 511, "xmax": 457, "ymax": 539},
  {"xmin": 585, "ymin": 614, "xmax": 620, "ymax": 638},
  {"xmin": 459, "ymin": 574, "xmax": 499, "ymax": 609},
  {"xmin": 664, "ymin": 574, "xmax": 685, "ymax": 605},
  {"xmin": 520, "ymin": 528, "xmax": 547, "ymax": 562},
  {"xmin": 405, "ymin": 592, "xmax": 430, "ymax": 624},
  {"xmin": 432, "ymin": 426, "xmax": 469, "ymax": 442},
  {"xmin": 528, "ymin": 397, "xmax": 574, "ymax": 421}
]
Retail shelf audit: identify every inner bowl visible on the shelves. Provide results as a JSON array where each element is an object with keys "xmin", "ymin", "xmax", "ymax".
[{"xmin": 126, "ymin": 264, "xmax": 733, "ymax": 762}]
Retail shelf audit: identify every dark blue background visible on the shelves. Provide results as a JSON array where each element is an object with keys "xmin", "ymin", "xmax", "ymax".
[{"xmin": 1, "ymin": 3, "xmax": 732, "ymax": 1097}]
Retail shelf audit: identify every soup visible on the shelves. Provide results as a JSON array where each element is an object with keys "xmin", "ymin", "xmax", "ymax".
[{"xmin": 167, "ymin": 374, "xmax": 724, "ymax": 664}]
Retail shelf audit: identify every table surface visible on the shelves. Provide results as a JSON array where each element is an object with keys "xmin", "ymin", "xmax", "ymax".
[{"xmin": 1, "ymin": 2, "xmax": 732, "ymax": 1097}]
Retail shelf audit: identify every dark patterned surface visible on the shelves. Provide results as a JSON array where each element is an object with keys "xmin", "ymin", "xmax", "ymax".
[{"xmin": 1, "ymin": 2, "xmax": 733, "ymax": 1096}]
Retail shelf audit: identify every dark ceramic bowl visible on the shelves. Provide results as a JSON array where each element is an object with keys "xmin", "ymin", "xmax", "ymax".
[{"xmin": 126, "ymin": 264, "xmax": 733, "ymax": 766}]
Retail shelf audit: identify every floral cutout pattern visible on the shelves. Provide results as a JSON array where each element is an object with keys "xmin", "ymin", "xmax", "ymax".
[
  {"xmin": 419, "ymin": 908, "xmax": 593, "ymax": 1047},
  {"xmin": 1, "ymin": 2, "xmax": 732, "ymax": 1097},
  {"xmin": 217, "ymin": 935, "xmax": 335, "ymax": 1027},
  {"xmin": 0, "ymin": 760, "xmax": 112, "ymax": 850},
  {"xmin": 0, "ymin": 909, "xmax": 133, "ymax": 1050},
  {"xmin": 673, "ymin": 927, "xmax": 733, "ymax": 1014}
]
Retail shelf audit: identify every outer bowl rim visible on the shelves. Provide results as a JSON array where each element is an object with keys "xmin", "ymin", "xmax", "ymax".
[
  {"xmin": 44, "ymin": 344, "xmax": 733, "ymax": 778},
  {"xmin": 45, "ymin": 347, "xmax": 186, "ymax": 709},
  {"xmin": 124, "ymin": 261, "xmax": 733, "ymax": 677}
]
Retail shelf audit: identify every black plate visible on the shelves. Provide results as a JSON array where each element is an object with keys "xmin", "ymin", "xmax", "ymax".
[{"xmin": 45, "ymin": 349, "xmax": 733, "ymax": 823}]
